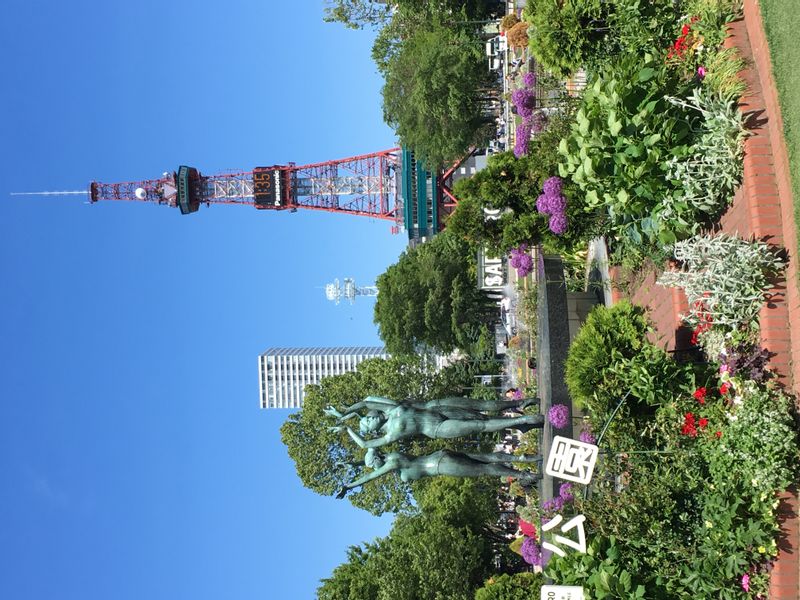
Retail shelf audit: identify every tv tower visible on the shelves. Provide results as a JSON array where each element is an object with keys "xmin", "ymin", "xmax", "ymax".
[
  {"xmin": 14, "ymin": 145, "xmax": 467, "ymax": 242},
  {"xmin": 16, "ymin": 149, "xmax": 402, "ymax": 225},
  {"xmin": 325, "ymin": 277, "xmax": 379, "ymax": 305}
]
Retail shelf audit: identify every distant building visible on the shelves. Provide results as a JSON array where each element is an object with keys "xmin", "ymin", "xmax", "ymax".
[{"xmin": 258, "ymin": 346, "xmax": 389, "ymax": 409}]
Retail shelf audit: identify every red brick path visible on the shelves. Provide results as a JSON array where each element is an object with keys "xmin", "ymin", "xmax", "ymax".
[{"xmin": 610, "ymin": 1, "xmax": 800, "ymax": 596}]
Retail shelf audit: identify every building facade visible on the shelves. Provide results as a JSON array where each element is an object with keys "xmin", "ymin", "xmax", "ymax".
[{"xmin": 258, "ymin": 346, "xmax": 389, "ymax": 409}]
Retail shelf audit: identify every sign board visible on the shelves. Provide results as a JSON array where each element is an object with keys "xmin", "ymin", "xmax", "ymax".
[
  {"xmin": 541, "ymin": 585, "xmax": 585, "ymax": 600},
  {"xmin": 545, "ymin": 436, "xmax": 599, "ymax": 485},
  {"xmin": 477, "ymin": 248, "xmax": 507, "ymax": 290},
  {"xmin": 254, "ymin": 167, "xmax": 284, "ymax": 207}
]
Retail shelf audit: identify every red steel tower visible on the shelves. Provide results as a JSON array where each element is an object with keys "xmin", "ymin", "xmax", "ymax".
[{"xmin": 86, "ymin": 149, "xmax": 401, "ymax": 223}]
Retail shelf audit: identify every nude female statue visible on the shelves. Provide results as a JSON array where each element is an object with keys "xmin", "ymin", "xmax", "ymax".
[
  {"xmin": 325, "ymin": 395, "xmax": 543, "ymax": 450},
  {"xmin": 336, "ymin": 448, "xmax": 542, "ymax": 498}
]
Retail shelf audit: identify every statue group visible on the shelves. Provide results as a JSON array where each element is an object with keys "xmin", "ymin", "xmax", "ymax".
[{"xmin": 326, "ymin": 395, "xmax": 543, "ymax": 498}]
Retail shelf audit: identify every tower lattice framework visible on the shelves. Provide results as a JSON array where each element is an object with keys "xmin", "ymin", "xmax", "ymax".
[{"xmin": 88, "ymin": 149, "xmax": 402, "ymax": 224}]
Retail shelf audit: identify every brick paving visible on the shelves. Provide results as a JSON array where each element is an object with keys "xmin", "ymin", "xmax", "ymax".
[{"xmin": 608, "ymin": 1, "xmax": 800, "ymax": 596}]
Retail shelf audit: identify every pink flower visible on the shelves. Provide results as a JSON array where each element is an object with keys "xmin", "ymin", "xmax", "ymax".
[
  {"xmin": 697, "ymin": 66, "xmax": 707, "ymax": 79},
  {"xmin": 741, "ymin": 573, "xmax": 750, "ymax": 592},
  {"xmin": 719, "ymin": 364, "xmax": 729, "ymax": 374}
]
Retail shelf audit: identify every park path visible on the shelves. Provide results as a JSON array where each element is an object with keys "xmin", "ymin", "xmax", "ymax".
[{"xmin": 609, "ymin": 1, "xmax": 800, "ymax": 596}]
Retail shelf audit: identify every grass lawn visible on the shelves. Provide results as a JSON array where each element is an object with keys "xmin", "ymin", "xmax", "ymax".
[{"xmin": 758, "ymin": 0, "xmax": 800, "ymax": 258}]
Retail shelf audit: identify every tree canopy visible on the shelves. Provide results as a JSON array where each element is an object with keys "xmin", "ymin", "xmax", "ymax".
[
  {"xmin": 373, "ymin": 229, "xmax": 492, "ymax": 355},
  {"xmin": 380, "ymin": 19, "xmax": 496, "ymax": 168},
  {"xmin": 317, "ymin": 477, "xmax": 500, "ymax": 600}
]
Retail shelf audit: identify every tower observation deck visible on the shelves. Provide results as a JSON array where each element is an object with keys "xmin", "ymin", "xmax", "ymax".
[{"xmin": 87, "ymin": 149, "xmax": 402, "ymax": 223}]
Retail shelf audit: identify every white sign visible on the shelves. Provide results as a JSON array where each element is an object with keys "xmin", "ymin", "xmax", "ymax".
[
  {"xmin": 541, "ymin": 585, "xmax": 585, "ymax": 600},
  {"xmin": 542, "ymin": 514, "xmax": 587, "ymax": 557},
  {"xmin": 545, "ymin": 436, "xmax": 599, "ymax": 485}
]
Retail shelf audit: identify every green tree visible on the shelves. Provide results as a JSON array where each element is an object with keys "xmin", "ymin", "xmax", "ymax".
[
  {"xmin": 326, "ymin": 0, "xmax": 499, "ymax": 30},
  {"xmin": 323, "ymin": 0, "xmax": 393, "ymax": 29},
  {"xmin": 381, "ymin": 20, "xmax": 496, "ymax": 168},
  {"xmin": 373, "ymin": 230, "xmax": 492, "ymax": 354},
  {"xmin": 317, "ymin": 542, "xmax": 384, "ymax": 600},
  {"xmin": 317, "ymin": 475, "xmax": 499, "ymax": 600}
]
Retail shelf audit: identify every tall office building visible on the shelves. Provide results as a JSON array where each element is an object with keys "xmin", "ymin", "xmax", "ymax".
[{"xmin": 258, "ymin": 346, "xmax": 389, "ymax": 409}]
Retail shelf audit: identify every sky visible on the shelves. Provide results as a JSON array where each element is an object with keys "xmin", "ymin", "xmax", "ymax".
[{"xmin": 0, "ymin": 1, "xmax": 408, "ymax": 598}]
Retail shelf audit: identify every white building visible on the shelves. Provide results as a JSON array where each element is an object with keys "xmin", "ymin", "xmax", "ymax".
[{"xmin": 258, "ymin": 346, "xmax": 389, "ymax": 409}]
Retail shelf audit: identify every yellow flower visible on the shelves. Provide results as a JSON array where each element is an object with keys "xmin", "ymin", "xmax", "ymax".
[
  {"xmin": 758, "ymin": 546, "xmax": 766, "ymax": 553},
  {"xmin": 705, "ymin": 520, "xmax": 713, "ymax": 529}
]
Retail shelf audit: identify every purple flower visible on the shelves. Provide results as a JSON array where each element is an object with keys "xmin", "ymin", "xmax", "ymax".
[
  {"xmin": 579, "ymin": 428, "xmax": 596, "ymax": 444},
  {"xmin": 542, "ymin": 176, "xmax": 563, "ymax": 197},
  {"xmin": 521, "ymin": 536, "xmax": 543, "ymax": 566},
  {"xmin": 697, "ymin": 66, "xmax": 706, "ymax": 79},
  {"xmin": 512, "ymin": 388, "xmax": 524, "ymax": 400},
  {"xmin": 514, "ymin": 120, "xmax": 532, "ymax": 157},
  {"xmin": 547, "ymin": 194, "xmax": 566, "ymax": 215},
  {"xmin": 522, "ymin": 72, "xmax": 537, "ymax": 88},
  {"xmin": 542, "ymin": 496, "xmax": 565, "ymax": 514},
  {"xmin": 548, "ymin": 212, "xmax": 568, "ymax": 235},
  {"xmin": 536, "ymin": 193, "xmax": 550, "ymax": 214},
  {"xmin": 514, "ymin": 253, "xmax": 534, "ymax": 277},
  {"xmin": 558, "ymin": 482, "xmax": 574, "ymax": 502},
  {"xmin": 548, "ymin": 404, "xmax": 570, "ymax": 428},
  {"xmin": 511, "ymin": 88, "xmax": 535, "ymax": 118}
]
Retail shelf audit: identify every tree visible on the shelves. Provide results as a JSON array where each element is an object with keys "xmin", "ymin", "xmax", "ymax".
[
  {"xmin": 317, "ymin": 476, "xmax": 499, "ymax": 600},
  {"xmin": 280, "ymin": 355, "xmax": 488, "ymax": 515},
  {"xmin": 323, "ymin": 0, "xmax": 393, "ymax": 30},
  {"xmin": 373, "ymin": 230, "xmax": 492, "ymax": 354},
  {"xmin": 325, "ymin": 0, "xmax": 500, "ymax": 30},
  {"xmin": 381, "ymin": 20, "xmax": 496, "ymax": 168},
  {"xmin": 317, "ymin": 541, "xmax": 384, "ymax": 600}
]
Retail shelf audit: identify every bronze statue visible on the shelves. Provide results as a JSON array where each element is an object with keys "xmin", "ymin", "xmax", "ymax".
[
  {"xmin": 325, "ymin": 396, "xmax": 542, "ymax": 449},
  {"xmin": 336, "ymin": 449, "xmax": 542, "ymax": 498}
]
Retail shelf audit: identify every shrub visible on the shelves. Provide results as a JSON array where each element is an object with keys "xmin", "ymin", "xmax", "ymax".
[
  {"xmin": 557, "ymin": 54, "xmax": 701, "ymax": 253},
  {"xmin": 664, "ymin": 88, "xmax": 747, "ymax": 223},
  {"xmin": 524, "ymin": 0, "xmax": 681, "ymax": 76},
  {"xmin": 702, "ymin": 381, "xmax": 797, "ymax": 492},
  {"xmin": 657, "ymin": 234, "xmax": 786, "ymax": 329},
  {"xmin": 564, "ymin": 301, "xmax": 649, "ymax": 409},
  {"xmin": 507, "ymin": 21, "xmax": 529, "ymax": 49},
  {"xmin": 701, "ymin": 47, "xmax": 748, "ymax": 101},
  {"xmin": 524, "ymin": 0, "xmax": 609, "ymax": 76},
  {"xmin": 474, "ymin": 572, "xmax": 543, "ymax": 600}
]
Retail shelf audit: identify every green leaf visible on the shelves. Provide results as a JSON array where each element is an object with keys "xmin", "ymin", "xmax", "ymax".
[
  {"xmin": 584, "ymin": 156, "xmax": 595, "ymax": 178},
  {"xmin": 638, "ymin": 67, "xmax": 655, "ymax": 82},
  {"xmin": 617, "ymin": 189, "xmax": 629, "ymax": 203},
  {"xmin": 644, "ymin": 133, "xmax": 662, "ymax": 147},
  {"xmin": 586, "ymin": 189, "xmax": 600, "ymax": 206}
]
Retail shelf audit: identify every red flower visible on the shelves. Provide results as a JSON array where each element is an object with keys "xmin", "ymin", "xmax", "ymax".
[
  {"xmin": 693, "ymin": 388, "xmax": 707, "ymax": 402},
  {"xmin": 715, "ymin": 430, "xmax": 723, "ymax": 439},
  {"xmin": 684, "ymin": 412, "xmax": 696, "ymax": 425},
  {"xmin": 698, "ymin": 418, "xmax": 708, "ymax": 428},
  {"xmin": 681, "ymin": 24, "xmax": 690, "ymax": 35},
  {"xmin": 681, "ymin": 423, "xmax": 697, "ymax": 437},
  {"xmin": 720, "ymin": 382, "xmax": 731, "ymax": 395}
]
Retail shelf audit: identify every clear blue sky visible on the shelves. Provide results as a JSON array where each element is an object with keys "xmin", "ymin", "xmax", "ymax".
[{"xmin": 0, "ymin": 1, "xmax": 406, "ymax": 598}]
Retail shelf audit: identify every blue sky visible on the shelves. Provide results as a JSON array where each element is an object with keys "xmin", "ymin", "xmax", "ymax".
[{"xmin": 0, "ymin": 1, "xmax": 406, "ymax": 598}]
